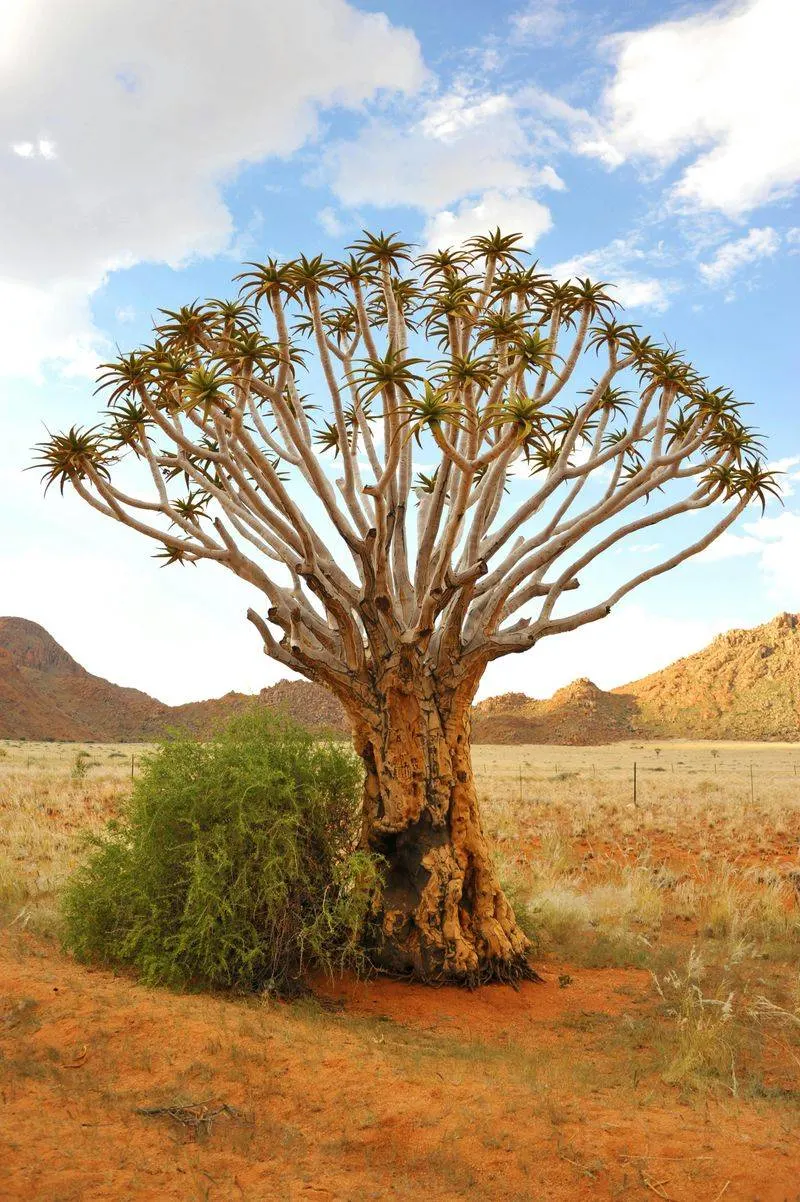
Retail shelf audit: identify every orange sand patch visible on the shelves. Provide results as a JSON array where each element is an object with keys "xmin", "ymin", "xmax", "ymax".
[{"xmin": 2, "ymin": 929, "xmax": 798, "ymax": 1202}]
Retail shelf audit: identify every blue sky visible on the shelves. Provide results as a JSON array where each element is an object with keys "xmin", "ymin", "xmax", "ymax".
[{"xmin": 1, "ymin": 0, "xmax": 798, "ymax": 704}]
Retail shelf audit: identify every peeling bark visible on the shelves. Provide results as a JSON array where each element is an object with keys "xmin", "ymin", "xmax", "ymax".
[{"xmin": 350, "ymin": 654, "xmax": 535, "ymax": 985}]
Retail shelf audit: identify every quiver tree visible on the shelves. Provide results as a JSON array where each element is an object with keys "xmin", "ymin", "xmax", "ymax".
[{"xmin": 37, "ymin": 229, "xmax": 777, "ymax": 984}]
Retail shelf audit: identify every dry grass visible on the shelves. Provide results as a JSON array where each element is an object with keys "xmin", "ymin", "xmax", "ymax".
[
  {"xmin": 472, "ymin": 741, "xmax": 800, "ymax": 1096},
  {"xmin": 0, "ymin": 740, "xmax": 148, "ymax": 936},
  {"xmin": 2, "ymin": 737, "xmax": 800, "ymax": 1104}
]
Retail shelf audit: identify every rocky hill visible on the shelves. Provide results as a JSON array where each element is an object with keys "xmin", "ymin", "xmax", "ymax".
[
  {"xmin": 616, "ymin": 611, "xmax": 800, "ymax": 741},
  {"xmin": 472, "ymin": 613, "xmax": 800, "ymax": 744},
  {"xmin": 1, "ymin": 613, "xmax": 798, "ymax": 744},
  {"xmin": 472, "ymin": 679, "xmax": 637, "ymax": 745},
  {"xmin": 0, "ymin": 617, "xmax": 346, "ymax": 742}
]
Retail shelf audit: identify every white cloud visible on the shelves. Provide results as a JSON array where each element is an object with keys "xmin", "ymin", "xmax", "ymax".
[
  {"xmin": 317, "ymin": 207, "xmax": 346, "ymax": 237},
  {"xmin": 328, "ymin": 84, "xmax": 566, "ymax": 251},
  {"xmin": 593, "ymin": 0, "xmax": 800, "ymax": 215},
  {"xmin": 424, "ymin": 190, "xmax": 552, "ymax": 249},
  {"xmin": 510, "ymin": 0, "xmax": 568, "ymax": 43},
  {"xmin": 0, "ymin": 0, "xmax": 424, "ymax": 378},
  {"xmin": 759, "ymin": 455, "xmax": 800, "ymax": 499},
  {"xmin": 702, "ymin": 510, "xmax": 800, "ymax": 600},
  {"xmin": 12, "ymin": 139, "xmax": 56, "ymax": 160},
  {"xmin": 330, "ymin": 88, "xmax": 538, "ymax": 211},
  {"xmin": 699, "ymin": 226, "xmax": 780, "ymax": 286},
  {"xmin": 0, "ymin": 278, "xmax": 104, "ymax": 382},
  {"xmin": 550, "ymin": 237, "xmax": 677, "ymax": 312}
]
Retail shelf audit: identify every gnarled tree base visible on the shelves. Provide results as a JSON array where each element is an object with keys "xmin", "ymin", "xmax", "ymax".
[
  {"xmin": 351, "ymin": 669, "xmax": 538, "ymax": 986},
  {"xmin": 367, "ymin": 812, "xmax": 537, "ymax": 985}
]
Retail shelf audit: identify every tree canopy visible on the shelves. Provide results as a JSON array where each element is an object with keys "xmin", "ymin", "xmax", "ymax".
[{"xmin": 36, "ymin": 229, "xmax": 777, "ymax": 706}]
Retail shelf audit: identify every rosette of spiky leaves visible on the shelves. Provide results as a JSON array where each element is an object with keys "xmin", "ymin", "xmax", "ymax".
[
  {"xmin": 398, "ymin": 382, "xmax": 470, "ymax": 446},
  {"xmin": 706, "ymin": 420, "xmax": 765, "ymax": 464},
  {"xmin": 314, "ymin": 421, "xmax": 342, "ymax": 458},
  {"xmin": 619, "ymin": 446, "xmax": 648, "ymax": 484},
  {"xmin": 343, "ymin": 399, "xmax": 373, "ymax": 438},
  {"xmin": 542, "ymin": 281, "xmax": 582, "ymax": 328},
  {"xmin": 290, "ymin": 254, "xmax": 340, "ymax": 299},
  {"xmin": 690, "ymin": 386, "xmax": 746, "ymax": 428},
  {"xmin": 180, "ymin": 365, "xmax": 236, "ymax": 423},
  {"xmin": 32, "ymin": 425, "xmax": 113, "ymax": 495},
  {"xmin": 510, "ymin": 328, "xmax": 559, "ymax": 374},
  {"xmin": 525, "ymin": 435, "xmax": 562, "ymax": 473},
  {"xmin": 548, "ymin": 405, "xmax": 598, "ymax": 442},
  {"xmin": 347, "ymin": 230, "xmax": 414, "ymax": 273},
  {"xmin": 665, "ymin": 406, "xmax": 695, "ymax": 449},
  {"xmin": 433, "ymin": 352, "xmax": 496, "ymax": 399},
  {"xmin": 155, "ymin": 302, "xmax": 216, "ymax": 350},
  {"xmin": 586, "ymin": 319, "xmax": 640, "ymax": 358},
  {"xmin": 414, "ymin": 468, "xmax": 441, "ymax": 495},
  {"xmin": 602, "ymin": 426, "xmax": 632, "ymax": 456},
  {"xmin": 474, "ymin": 310, "xmax": 529, "ymax": 351},
  {"xmin": 170, "ymin": 489, "xmax": 212, "ymax": 528},
  {"xmin": 96, "ymin": 351, "xmax": 153, "ymax": 405},
  {"xmin": 106, "ymin": 399, "xmax": 150, "ymax": 455},
  {"xmin": 210, "ymin": 329, "xmax": 282, "ymax": 378},
  {"xmin": 466, "ymin": 228, "xmax": 527, "ymax": 269},
  {"xmin": 732, "ymin": 459, "xmax": 782, "ymax": 512},
  {"xmin": 423, "ymin": 275, "xmax": 481, "ymax": 348},
  {"xmin": 483, "ymin": 394, "xmax": 547, "ymax": 445},
  {"xmin": 236, "ymin": 258, "xmax": 300, "ymax": 308},
  {"xmin": 492, "ymin": 265, "xmax": 553, "ymax": 310},
  {"xmin": 348, "ymin": 348, "xmax": 425, "ymax": 407},
  {"xmin": 416, "ymin": 247, "xmax": 471, "ymax": 283},
  {"xmin": 147, "ymin": 348, "xmax": 195, "ymax": 409},
  {"xmin": 570, "ymin": 278, "xmax": 618, "ymax": 321},
  {"xmin": 330, "ymin": 254, "xmax": 380, "ymax": 290},
  {"xmin": 640, "ymin": 346, "xmax": 704, "ymax": 398},
  {"xmin": 153, "ymin": 542, "xmax": 198, "ymax": 567},
  {"xmin": 322, "ymin": 305, "xmax": 361, "ymax": 347},
  {"xmin": 583, "ymin": 384, "xmax": 632, "ymax": 422},
  {"xmin": 207, "ymin": 298, "xmax": 258, "ymax": 333}
]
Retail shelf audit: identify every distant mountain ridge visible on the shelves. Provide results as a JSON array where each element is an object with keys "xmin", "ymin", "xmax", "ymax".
[
  {"xmin": 1, "ymin": 613, "xmax": 798, "ymax": 744},
  {"xmin": 471, "ymin": 612, "xmax": 800, "ymax": 744},
  {"xmin": 0, "ymin": 617, "xmax": 346, "ymax": 742},
  {"xmin": 614, "ymin": 611, "xmax": 800, "ymax": 742}
]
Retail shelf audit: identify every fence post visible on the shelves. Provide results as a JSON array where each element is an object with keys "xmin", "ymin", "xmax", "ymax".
[{"xmin": 633, "ymin": 760, "xmax": 638, "ymax": 807}]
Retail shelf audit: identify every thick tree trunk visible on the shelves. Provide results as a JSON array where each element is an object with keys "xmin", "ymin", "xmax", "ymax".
[{"xmin": 348, "ymin": 657, "xmax": 534, "ymax": 985}]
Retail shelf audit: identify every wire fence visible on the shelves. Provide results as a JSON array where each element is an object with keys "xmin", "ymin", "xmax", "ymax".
[{"xmin": 473, "ymin": 747, "xmax": 800, "ymax": 806}]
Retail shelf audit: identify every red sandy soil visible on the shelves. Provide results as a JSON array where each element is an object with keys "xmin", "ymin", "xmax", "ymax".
[{"xmin": 2, "ymin": 930, "xmax": 798, "ymax": 1202}]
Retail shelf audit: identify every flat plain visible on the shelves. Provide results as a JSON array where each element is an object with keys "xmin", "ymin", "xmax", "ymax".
[{"xmin": 2, "ymin": 739, "xmax": 799, "ymax": 1201}]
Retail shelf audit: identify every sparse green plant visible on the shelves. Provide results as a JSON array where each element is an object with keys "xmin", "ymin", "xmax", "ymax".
[
  {"xmin": 62, "ymin": 712, "xmax": 380, "ymax": 994},
  {"xmin": 71, "ymin": 750, "xmax": 91, "ymax": 781}
]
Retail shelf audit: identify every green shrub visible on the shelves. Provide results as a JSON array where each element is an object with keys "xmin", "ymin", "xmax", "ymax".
[{"xmin": 62, "ymin": 711, "xmax": 379, "ymax": 994}]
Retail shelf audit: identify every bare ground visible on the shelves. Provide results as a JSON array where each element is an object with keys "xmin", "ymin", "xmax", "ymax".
[{"xmin": 2, "ymin": 740, "xmax": 800, "ymax": 1201}]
